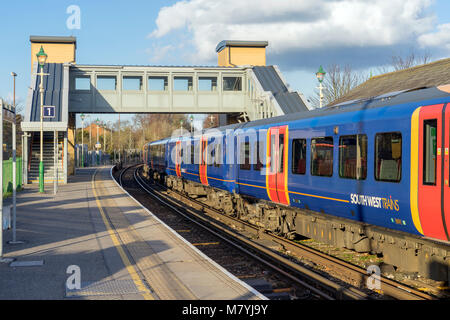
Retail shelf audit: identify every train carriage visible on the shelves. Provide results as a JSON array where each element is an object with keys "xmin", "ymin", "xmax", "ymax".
[{"xmin": 143, "ymin": 84, "xmax": 450, "ymax": 280}]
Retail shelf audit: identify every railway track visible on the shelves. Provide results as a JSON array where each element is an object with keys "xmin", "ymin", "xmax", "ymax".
[
  {"xmin": 117, "ymin": 164, "xmax": 369, "ymax": 300},
  {"xmin": 118, "ymin": 164, "xmax": 435, "ymax": 300}
]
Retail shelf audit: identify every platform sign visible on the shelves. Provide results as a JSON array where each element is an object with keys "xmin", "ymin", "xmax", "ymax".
[{"xmin": 43, "ymin": 105, "xmax": 55, "ymax": 118}]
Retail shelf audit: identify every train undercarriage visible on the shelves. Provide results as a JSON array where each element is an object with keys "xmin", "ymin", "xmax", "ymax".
[{"xmin": 145, "ymin": 166, "xmax": 450, "ymax": 283}]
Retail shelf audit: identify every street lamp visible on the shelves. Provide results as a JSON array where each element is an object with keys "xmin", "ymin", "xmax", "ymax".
[
  {"xmin": 96, "ymin": 118, "xmax": 100, "ymax": 165},
  {"xmin": 36, "ymin": 46, "xmax": 48, "ymax": 193},
  {"xmin": 80, "ymin": 113, "xmax": 85, "ymax": 167},
  {"xmin": 316, "ymin": 65, "xmax": 326, "ymax": 108},
  {"xmin": 189, "ymin": 114, "xmax": 194, "ymax": 133}
]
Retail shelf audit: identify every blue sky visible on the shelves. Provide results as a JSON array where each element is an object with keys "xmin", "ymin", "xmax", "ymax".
[{"xmin": 0, "ymin": 0, "xmax": 449, "ymax": 127}]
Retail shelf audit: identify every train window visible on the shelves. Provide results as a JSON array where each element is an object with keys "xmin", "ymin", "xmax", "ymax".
[
  {"xmin": 311, "ymin": 137, "xmax": 333, "ymax": 177},
  {"xmin": 375, "ymin": 132, "xmax": 402, "ymax": 182},
  {"xmin": 253, "ymin": 141, "xmax": 263, "ymax": 171},
  {"xmin": 278, "ymin": 134, "xmax": 285, "ymax": 173},
  {"xmin": 423, "ymin": 120, "xmax": 437, "ymax": 185},
  {"xmin": 339, "ymin": 135, "xmax": 367, "ymax": 180},
  {"xmin": 240, "ymin": 141, "xmax": 251, "ymax": 170},
  {"xmin": 292, "ymin": 139, "xmax": 306, "ymax": 175}
]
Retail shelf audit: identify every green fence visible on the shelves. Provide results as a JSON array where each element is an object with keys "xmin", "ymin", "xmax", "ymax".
[{"xmin": 3, "ymin": 157, "xmax": 22, "ymax": 197}]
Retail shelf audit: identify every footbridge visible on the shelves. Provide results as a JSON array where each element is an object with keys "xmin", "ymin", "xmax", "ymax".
[{"xmin": 21, "ymin": 36, "xmax": 311, "ymax": 184}]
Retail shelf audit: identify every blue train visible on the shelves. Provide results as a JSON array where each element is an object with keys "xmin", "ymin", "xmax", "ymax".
[{"xmin": 143, "ymin": 85, "xmax": 450, "ymax": 279}]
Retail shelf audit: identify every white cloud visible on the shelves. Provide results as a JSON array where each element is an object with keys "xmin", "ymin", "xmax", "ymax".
[
  {"xmin": 146, "ymin": 44, "xmax": 175, "ymax": 63},
  {"xmin": 418, "ymin": 23, "xmax": 450, "ymax": 51},
  {"xmin": 149, "ymin": 0, "xmax": 437, "ymax": 67}
]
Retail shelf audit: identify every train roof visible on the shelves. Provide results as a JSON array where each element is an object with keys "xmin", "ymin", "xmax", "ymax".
[
  {"xmin": 237, "ymin": 85, "xmax": 450, "ymax": 129},
  {"xmin": 145, "ymin": 85, "xmax": 450, "ymax": 144}
]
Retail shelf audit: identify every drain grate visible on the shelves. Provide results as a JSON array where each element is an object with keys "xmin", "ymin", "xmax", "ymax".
[{"xmin": 65, "ymin": 279, "xmax": 150, "ymax": 297}]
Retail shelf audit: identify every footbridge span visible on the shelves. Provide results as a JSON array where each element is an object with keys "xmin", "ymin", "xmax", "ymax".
[{"xmin": 21, "ymin": 36, "xmax": 311, "ymax": 184}]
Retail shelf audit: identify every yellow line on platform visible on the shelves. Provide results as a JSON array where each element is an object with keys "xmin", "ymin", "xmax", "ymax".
[{"xmin": 91, "ymin": 169, "xmax": 154, "ymax": 300}]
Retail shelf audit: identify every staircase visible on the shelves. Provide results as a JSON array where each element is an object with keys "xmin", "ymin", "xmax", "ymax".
[{"xmin": 29, "ymin": 132, "xmax": 64, "ymax": 184}]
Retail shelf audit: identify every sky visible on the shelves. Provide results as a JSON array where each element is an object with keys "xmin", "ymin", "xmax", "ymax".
[{"xmin": 0, "ymin": 0, "xmax": 449, "ymax": 128}]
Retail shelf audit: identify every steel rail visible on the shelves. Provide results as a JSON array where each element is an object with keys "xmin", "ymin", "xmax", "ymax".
[
  {"xmin": 133, "ymin": 166, "xmax": 436, "ymax": 300},
  {"xmin": 125, "ymin": 165, "xmax": 370, "ymax": 300}
]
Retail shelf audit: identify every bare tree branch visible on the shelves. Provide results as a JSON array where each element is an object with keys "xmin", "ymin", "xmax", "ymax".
[{"xmin": 309, "ymin": 64, "xmax": 368, "ymax": 108}]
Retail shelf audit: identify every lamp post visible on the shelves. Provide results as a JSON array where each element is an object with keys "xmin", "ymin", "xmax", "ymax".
[
  {"xmin": 36, "ymin": 46, "xmax": 48, "ymax": 193},
  {"xmin": 10, "ymin": 72, "xmax": 20, "ymax": 244},
  {"xmin": 96, "ymin": 118, "xmax": 100, "ymax": 165},
  {"xmin": 316, "ymin": 65, "xmax": 326, "ymax": 109},
  {"xmin": 108, "ymin": 121, "xmax": 113, "ymax": 164},
  {"xmin": 189, "ymin": 114, "xmax": 194, "ymax": 133},
  {"xmin": 80, "ymin": 113, "xmax": 85, "ymax": 167}
]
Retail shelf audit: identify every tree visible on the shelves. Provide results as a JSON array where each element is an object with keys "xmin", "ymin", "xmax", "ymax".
[
  {"xmin": 202, "ymin": 114, "xmax": 219, "ymax": 129},
  {"xmin": 377, "ymin": 49, "xmax": 433, "ymax": 74},
  {"xmin": 309, "ymin": 64, "xmax": 367, "ymax": 108}
]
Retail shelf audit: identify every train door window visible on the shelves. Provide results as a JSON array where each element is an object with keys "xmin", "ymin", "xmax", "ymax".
[
  {"xmin": 270, "ymin": 134, "xmax": 277, "ymax": 173},
  {"xmin": 278, "ymin": 134, "xmax": 285, "ymax": 173},
  {"xmin": 240, "ymin": 140, "xmax": 251, "ymax": 170},
  {"xmin": 201, "ymin": 140, "xmax": 207, "ymax": 165},
  {"xmin": 339, "ymin": 134, "xmax": 367, "ymax": 180},
  {"xmin": 423, "ymin": 120, "xmax": 437, "ymax": 185},
  {"xmin": 191, "ymin": 142, "xmax": 195, "ymax": 165},
  {"xmin": 214, "ymin": 142, "xmax": 222, "ymax": 167},
  {"xmin": 254, "ymin": 141, "xmax": 263, "ymax": 171},
  {"xmin": 375, "ymin": 132, "xmax": 402, "ymax": 182},
  {"xmin": 292, "ymin": 139, "xmax": 306, "ymax": 175},
  {"xmin": 180, "ymin": 146, "xmax": 184, "ymax": 165},
  {"xmin": 311, "ymin": 137, "xmax": 333, "ymax": 177}
]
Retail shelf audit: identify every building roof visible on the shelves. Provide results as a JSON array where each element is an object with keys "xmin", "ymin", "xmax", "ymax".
[
  {"xmin": 253, "ymin": 66, "xmax": 309, "ymax": 113},
  {"xmin": 29, "ymin": 63, "xmax": 64, "ymax": 122},
  {"xmin": 329, "ymin": 57, "xmax": 450, "ymax": 106},
  {"xmin": 30, "ymin": 35, "xmax": 77, "ymax": 44},
  {"xmin": 216, "ymin": 40, "xmax": 268, "ymax": 53}
]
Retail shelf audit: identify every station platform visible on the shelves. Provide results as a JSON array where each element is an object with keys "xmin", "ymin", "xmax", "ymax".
[{"xmin": 0, "ymin": 166, "xmax": 265, "ymax": 300}]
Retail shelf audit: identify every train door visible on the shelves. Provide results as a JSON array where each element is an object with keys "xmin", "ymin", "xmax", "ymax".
[
  {"xmin": 418, "ymin": 103, "xmax": 450, "ymax": 241},
  {"xmin": 266, "ymin": 126, "xmax": 290, "ymax": 205},
  {"xmin": 199, "ymin": 136, "xmax": 208, "ymax": 185},
  {"xmin": 175, "ymin": 141, "xmax": 182, "ymax": 177},
  {"xmin": 444, "ymin": 104, "xmax": 450, "ymax": 240}
]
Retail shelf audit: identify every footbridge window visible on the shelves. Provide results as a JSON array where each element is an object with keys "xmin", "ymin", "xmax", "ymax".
[
  {"xmin": 75, "ymin": 76, "xmax": 90, "ymax": 91},
  {"xmin": 223, "ymin": 77, "xmax": 242, "ymax": 91},
  {"xmin": 198, "ymin": 77, "xmax": 217, "ymax": 91},
  {"xmin": 148, "ymin": 76, "xmax": 168, "ymax": 91},
  {"xmin": 97, "ymin": 76, "xmax": 117, "ymax": 90},
  {"xmin": 123, "ymin": 76, "xmax": 142, "ymax": 91},
  {"xmin": 174, "ymin": 76, "xmax": 193, "ymax": 91}
]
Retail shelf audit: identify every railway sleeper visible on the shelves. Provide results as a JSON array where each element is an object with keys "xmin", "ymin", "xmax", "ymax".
[{"xmin": 149, "ymin": 170, "xmax": 450, "ymax": 283}]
